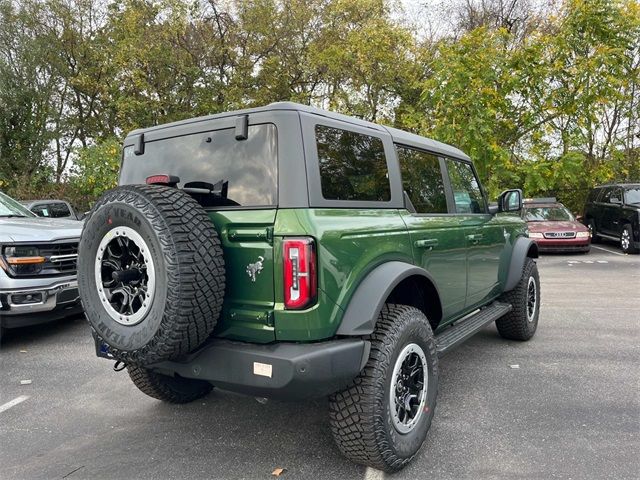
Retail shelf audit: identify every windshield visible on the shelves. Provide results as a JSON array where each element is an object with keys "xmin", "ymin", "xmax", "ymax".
[
  {"xmin": 624, "ymin": 187, "xmax": 640, "ymax": 205},
  {"xmin": 0, "ymin": 191, "xmax": 36, "ymax": 218},
  {"xmin": 524, "ymin": 205, "xmax": 574, "ymax": 222}
]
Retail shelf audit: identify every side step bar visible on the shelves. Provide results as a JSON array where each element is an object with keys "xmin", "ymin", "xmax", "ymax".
[{"xmin": 435, "ymin": 301, "xmax": 512, "ymax": 356}]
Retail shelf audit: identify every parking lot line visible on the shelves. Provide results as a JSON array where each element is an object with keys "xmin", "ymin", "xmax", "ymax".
[
  {"xmin": 0, "ymin": 395, "xmax": 29, "ymax": 414},
  {"xmin": 364, "ymin": 467, "xmax": 386, "ymax": 480},
  {"xmin": 591, "ymin": 245, "xmax": 625, "ymax": 256}
]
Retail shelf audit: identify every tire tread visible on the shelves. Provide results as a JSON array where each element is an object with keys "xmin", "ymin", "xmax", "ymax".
[
  {"xmin": 127, "ymin": 365, "xmax": 212, "ymax": 404},
  {"xmin": 80, "ymin": 185, "xmax": 225, "ymax": 365},
  {"xmin": 496, "ymin": 258, "xmax": 539, "ymax": 340},
  {"xmin": 328, "ymin": 304, "xmax": 438, "ymax": 472}
]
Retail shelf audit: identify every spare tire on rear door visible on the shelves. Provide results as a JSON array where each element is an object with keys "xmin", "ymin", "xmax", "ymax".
[{"xmin": 78, "ymin": 185, "xmax": 225, "ymax": 366}]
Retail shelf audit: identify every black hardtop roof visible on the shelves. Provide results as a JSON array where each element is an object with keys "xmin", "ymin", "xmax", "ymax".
[{"xmin": 126, "ymin": 101, "xmax": 470, "ymax": 161}]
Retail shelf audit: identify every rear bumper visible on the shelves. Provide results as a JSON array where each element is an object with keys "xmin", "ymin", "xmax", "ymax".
[{"xmin": 99, "ymin": 337, "xmax": 370, "ymax": 400}]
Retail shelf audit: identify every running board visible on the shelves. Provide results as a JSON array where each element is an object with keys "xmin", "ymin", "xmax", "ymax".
[
  {"xmin": 595, "ymin": 232, "xmax": 618, "ymax": 241},
  {"xmin": 435, "ymin": 302, "xmax": 512, "ymax": 356}
]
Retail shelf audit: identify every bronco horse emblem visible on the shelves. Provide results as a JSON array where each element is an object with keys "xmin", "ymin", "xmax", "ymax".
[{"xmin": 246, "ymin": 256, "xmax": 264, "ymax": 282}]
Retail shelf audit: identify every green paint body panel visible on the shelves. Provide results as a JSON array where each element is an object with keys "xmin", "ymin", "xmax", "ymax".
[
  {"xmin": 208, "ymin": 209, "xmax": 277, "ymax": 343},
  {"xmin": 207, "ymin": 207, "xmax": 527, "ymax": 344},
  {"xmin": 273, "ymin": 208, "xmax": 413, "ymax": 341}
]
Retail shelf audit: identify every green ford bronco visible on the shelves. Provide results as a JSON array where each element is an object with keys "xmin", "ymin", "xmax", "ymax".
[{"xmin": 78, "ymin": 102, "xmax": 540, "ymax": 472}]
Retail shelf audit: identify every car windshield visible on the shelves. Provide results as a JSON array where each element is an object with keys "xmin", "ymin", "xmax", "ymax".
[
  {"xmin": 524, "ymin": 205, "xmax": 574, "ymax": 222},
  {"xmin": 624, "ymin": 187, "xmax": 640, "ymax": 205},
  {"xmin": 0, "ymin": 191, "xmax": 36, "ymax": 218}
]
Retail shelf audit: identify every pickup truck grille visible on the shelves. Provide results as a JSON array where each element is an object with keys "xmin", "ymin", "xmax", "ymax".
[
  {"xmin": 41, "ymin": 243, "xmax": 79, "ymax": 275},
  {"xmin": 4, "ymin": 241, "xmax": 79, "ymax": 277}
]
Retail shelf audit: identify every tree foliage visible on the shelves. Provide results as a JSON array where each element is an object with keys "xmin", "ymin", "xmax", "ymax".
[{"xmin": 0, "ymin": 0, "xmax": 638, "ymax": 212}]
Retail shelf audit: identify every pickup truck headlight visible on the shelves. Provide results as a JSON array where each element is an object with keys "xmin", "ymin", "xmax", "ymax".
[
  {"xmin": 528, "ymin": 232, "xmax": 544, "ymax": 239},
  {"xmin": 2, "ymin": 245, "xmax": 45, "ymax": 275},
  {"xmin": 576, "ymin": 231, "xmax": 590, "ymax": 238}
]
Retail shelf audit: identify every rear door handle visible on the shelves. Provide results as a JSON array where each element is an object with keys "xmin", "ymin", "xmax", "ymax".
[{"xmin": 414, "ymin": 239, "xmax": 439, "ymax": 249}]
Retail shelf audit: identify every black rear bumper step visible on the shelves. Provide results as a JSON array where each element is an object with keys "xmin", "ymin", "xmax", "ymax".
[
  {"xmin": 435, "ymin": 301, "xmax": 512, "ymax": 356},
  {"xmin": 146, "ymin": 338, "xmax": 370, "ymax": 400}
]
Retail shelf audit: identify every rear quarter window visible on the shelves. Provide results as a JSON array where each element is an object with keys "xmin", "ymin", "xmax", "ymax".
[{"xmin": 315, "ymin": 125, "xmax": 390, "ymax": 202}]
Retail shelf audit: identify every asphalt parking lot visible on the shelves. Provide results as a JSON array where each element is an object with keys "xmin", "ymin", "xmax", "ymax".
[{"xmin": 1, "ymin": 244, "xmax": 638, "ymax": 480}]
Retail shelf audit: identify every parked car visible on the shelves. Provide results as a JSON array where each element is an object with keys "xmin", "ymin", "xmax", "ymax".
[
  {"xmin": 523, "ymin": 198, "xmax": 591, "ymax": 253},
  {"xmin": 583, "ymin": 183, "xmax": 640, "ymax": 254},
  {"xmin": 78, "ymin": 102, "xmax": 540, "ymax": 472},
  {"xmin": 0, "ymin": 191, "xmax": 83, "ymax": 340},
  {"xmin": 20, "ymin": 199, "xmax": 82, "ymax": 220}
]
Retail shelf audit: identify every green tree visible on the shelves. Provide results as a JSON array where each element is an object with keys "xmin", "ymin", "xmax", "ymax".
[{"xmin": 69, "ymin": 137, "xmax": 121, "ymax": 210}]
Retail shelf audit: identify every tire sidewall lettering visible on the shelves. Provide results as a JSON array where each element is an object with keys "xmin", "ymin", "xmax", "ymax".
[{"xmin": 80, "ymin": 199, "xmax": 168, "ymax": 352}]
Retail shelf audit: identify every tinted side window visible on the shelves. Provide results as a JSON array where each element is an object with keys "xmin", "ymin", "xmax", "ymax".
[
  {"xmin": 609, "ymin": 188, "xmax": 623, "ymax": 203},
  {"xmin": 316, "ymin": 125, "xmax": 390, "ymax": 202},
  {"xmin": 49, "ymin": 203, "xmax": 72, "ymax": 218},
  {"xmin": 587, "ymin": 188, "xmax": 601, "ymax": 203},
  {"xmin": 396, "ymin": 146, "xmax": 447, "ymax": 214},
  {"xmin": 31, "ymin": 204, "xmax": 50, "ymax": 217},
  {"xmin": 446, "ymin": 159, "xmax": 486, "ymax": 213},
  {"xmin": 120, "ymin": 124, "xmax": 278, "ymax": 207},
  {"xmin": 600, "ymin": 187, "xmax": 613, "ymax": 203}
]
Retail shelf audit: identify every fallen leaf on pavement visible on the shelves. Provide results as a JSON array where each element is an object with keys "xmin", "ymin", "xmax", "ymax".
[{"xmin": 272, "ymin": 467, "xmax": 286, "ymax": 476}]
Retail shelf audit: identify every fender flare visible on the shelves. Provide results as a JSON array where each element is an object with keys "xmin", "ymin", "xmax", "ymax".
[
  {"xmin": 504, "ymin": 236, "xmax": 539, "ymax": 292},
  {"xmin": 336, "ymin": 261, "xmax": 442, "ymax": 336}
]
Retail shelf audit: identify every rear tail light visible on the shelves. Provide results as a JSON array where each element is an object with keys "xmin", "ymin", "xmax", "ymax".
[{"xmin": 283, "ymin": 237, "xmax": 317, "ymax": 310}]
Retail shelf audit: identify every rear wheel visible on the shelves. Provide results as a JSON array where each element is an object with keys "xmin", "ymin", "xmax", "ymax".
[
  {"xmin": 127, "ymin": 365, "xmax": 212, "ymax": 404},
  {"xmin": 620, "ymin": 224, "xmax": 638, "ymax": 254},
  {"xmin": 329, "ymin": 304, "xmax": 438, "ymax": 472}
]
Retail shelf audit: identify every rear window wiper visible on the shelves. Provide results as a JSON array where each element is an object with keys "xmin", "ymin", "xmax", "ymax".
[{"xmin": 183, "ymin": 180, "xmax": 228, "ymax": 198}]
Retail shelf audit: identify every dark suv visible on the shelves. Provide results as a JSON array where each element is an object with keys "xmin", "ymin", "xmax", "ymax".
[
  {"xmin": 78, "ymin": 102, "xmax": 540, "ymax": 472},
  {"xmin": 583, "ymin": 183, "xmax": 640, "ymax": 254}
]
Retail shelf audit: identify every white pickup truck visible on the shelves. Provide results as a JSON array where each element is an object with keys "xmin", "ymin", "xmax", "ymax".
[{"xmin": 0, "ymin": 191, "xmax": 82, "ymax": 340}]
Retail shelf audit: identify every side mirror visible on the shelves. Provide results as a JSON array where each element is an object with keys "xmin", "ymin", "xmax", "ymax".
[{"xmin": 493, "ymin": 189, "xmax": 523, "ymax": 213}]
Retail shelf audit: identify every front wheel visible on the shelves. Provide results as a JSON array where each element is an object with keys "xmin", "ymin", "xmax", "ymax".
[
  {"xmin": 620, "ymin": 224, "xmax": 638, "ymax": 254},
  {"xmin": 496, "ymin": 258, "xmax": 540, "ymax": 341},
  {"xmin": 587, "ymin": 219, "xmax": 600, "ymax": 243},
  {"xmin": 329, "ymin": 304, "xmax": 438, "ymax": 472}
]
